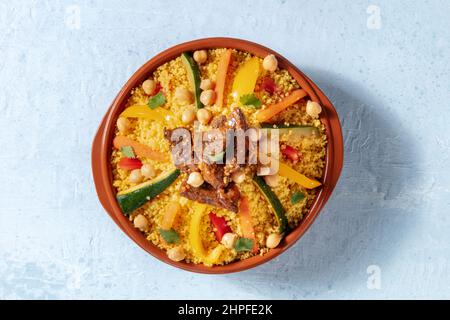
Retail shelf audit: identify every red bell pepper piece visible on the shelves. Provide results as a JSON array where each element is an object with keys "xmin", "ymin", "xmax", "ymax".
[
  {"xmin": 152, "ymin": 82, "xmax": 163, "ymax": 95},
  {"xmin": 281, "ymin": 144, "xmax": 301, "ymax": 164},
  {"xmin": 209, "ymin": 212, "xmax": 232, "ymax": 242},
  {"xmin": 118, "ymin": 158, "xmax": 143, "ymax": 170},
  {"xmin": 261, "ymin": 77, "xmax": 277, "ymax": 95}
]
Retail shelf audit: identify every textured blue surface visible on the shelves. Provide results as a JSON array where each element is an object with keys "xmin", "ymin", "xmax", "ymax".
[{"xmin": 1, "ymin": 0, "xmax": 449, "ymax": 299}]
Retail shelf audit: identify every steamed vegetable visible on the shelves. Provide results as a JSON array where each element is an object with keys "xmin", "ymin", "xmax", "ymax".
[
  {"xmin": 256, "ymin": 89, "xmax": 307, "ymax": 122},
  {"xmin": 252, "ymin": 176, "xmax": 288, "ymax": 233},
  {"xmin": 278, "ymin": 162, "xmax": 321, "ymax": 189},
  {"xmin": 118, "ymin": 158, "xmax": 142, "ymax": 170},
  {"xmin": 189, "ymin": 203, "xmax": 226, "ymax": 266},
  {"xmin": 231, "ymin": 56, "xmax": 260, "ymax": 102},
  {"xmin": 260, "ymin": 123, "xmax": 319, "ymax": 138},
  {"xmin": 113, "ymin": 136, "xmax": 168, "ymax": 161},
  {"xmin": 209, "ymin": 212, "xmax": 232, "ymax": 242},
  {"xmin": 260, "ymin": 76, "xmax": 277, "ymax": 94},
  {"xmin": 281, "ymin": 144, "xmax": 301, "ymax": 164},
  {"xmin": 160, "ymin": 202, "xmax": 181, "ymax": 230},
  {"xmin": 238, "ymin": 197, "xmax": 258, "ymax": 253},
  {"xmin": 181, "ymin": 52, "xmax": 204, "ymax": 109},
  {"xmin": 215, "ymin": 49, "xmax": 232, "ymax": 108},
  {"xmin": 116, "ymin": 169, "xmax": 180, "ymax": 215},
  {"xmin": 120, "ymin": 104, "xmax": 172, "ymax": 123}
]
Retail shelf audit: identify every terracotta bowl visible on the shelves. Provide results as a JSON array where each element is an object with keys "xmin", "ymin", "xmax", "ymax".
[{"xmin": 91, "ymin": 37, "xmax": 344, "ymax": 274}]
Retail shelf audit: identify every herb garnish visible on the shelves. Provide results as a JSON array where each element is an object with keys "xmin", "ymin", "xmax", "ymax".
[
  {"xmin": 159, "ymin": 228, "xmax": 180, "ymax": 244},
  {"xmin": 234, "ymin": 237, "xmax": 254, "ymax": 252},
  {"xmin": 121, "ymin": 146, "xmax": 136, "ymax": 158},
  {"xmin": 148, "ymin": 92, "xmax": 166, "ymax": 109},
  {"xmin": 240, "ymin": 94, "xmax": 262, "ymax": 108}
]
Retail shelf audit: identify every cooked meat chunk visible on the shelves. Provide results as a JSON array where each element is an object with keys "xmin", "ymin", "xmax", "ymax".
[
  {"xmin": 229, "ymin": 107, "xmax": 248, "ymax": 131},
  {"xmin": 202, "ymin": 129, "xmax": 225, "ymax": 162},
  {"xmin": 164, "ymin": 128, "xmax": 196, "ymax": 172},
  {"xmin": 166, "ymin": 108, "xmax": 254, "ymax": 212},
  {"xmin": 210, "ymin": 115, "xmax": 227, "ymax": 130},
  {"xmin": 180, "ymin": 182, "xmax": 241, "ymax": 212},
  {"xmin": 197, "ymin": 162, "xmax": 228, "ymax": 189},
  {"xmin": 225, "ymin": 107, "xmax": 250, "ymax": 173}
]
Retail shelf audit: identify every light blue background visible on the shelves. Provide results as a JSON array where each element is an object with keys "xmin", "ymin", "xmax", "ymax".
[{"xmin": 1, "ymin": 0, "xmax": 449, "ymax": 299}]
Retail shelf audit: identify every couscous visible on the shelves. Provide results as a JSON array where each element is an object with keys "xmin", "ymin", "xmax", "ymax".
[{"xmin": 111, "ymin": 48, "xmax": 327, "ymax": 266}]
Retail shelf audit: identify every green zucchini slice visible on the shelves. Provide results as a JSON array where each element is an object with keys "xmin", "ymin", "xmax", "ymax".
[
  {"xmin": 253, "ymin": 175, "xmax": 288, "ymax": 233},
  {"xmin": 117, "ymin": 169, "xmax": 180, "ymax": 215},
  {"xmin": 260, "ymin": 123, "xmax": 319, "ymax": 138},
  {"xmin": 181, "ymin": 52, "xmax": 204, "ymax": 109}
]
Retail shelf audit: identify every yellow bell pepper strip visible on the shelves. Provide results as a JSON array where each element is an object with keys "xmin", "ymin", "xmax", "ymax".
[
  {"xmin": 256, "ymin": 89, "xmax": 307, "ymax": 122},
  {"xmin": 231, "ymin": 57, "xmax": 261, "ymax": 103},
  {"xmin": 238, "ymin": 197, "xmax": 258, "ymax": 254},
  {"xmin": 203, "ymin": 245, "xmax": 226, "ymax": 266},
  {"xmin": 189, "ymin": 203, "xmax": 226, "ymax": 266},
  {"xmin": 120, "ymin": 104, "xmax": 174, "ymax": 123},
  {"xmin": 277, "ymin": 161, "xmax": 322, "ymax": 189},
  {"xmin": 113, "ymin": 136, "xmax": 168, "ymax": 162},
  {"xmin": 215, "ymin": 49, "xmax": 232, "ymax": 108}
]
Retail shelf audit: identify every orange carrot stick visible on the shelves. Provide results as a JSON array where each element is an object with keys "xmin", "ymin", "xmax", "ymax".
[
  {"xmin": 238, "ymin": 197, "xmax": 259, "ymax": 254},
  {"xmin": 113, "ymin": 136, "xmax": 168, "ymax": 162},
  {"xmin": 256, "ymin": 89, "xmax": 307, "ymax": 122},
  {"xmin": 215, "ymin": 49, "xmax": 232, "ymax": 108}
]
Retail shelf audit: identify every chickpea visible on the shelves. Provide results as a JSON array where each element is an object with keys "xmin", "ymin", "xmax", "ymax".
[
  {"xmin": 264, "ymin": 174, "xmax": 279, "ymax": 187},
  {"xmin": 221, "ymin": 233, "xmax": 238, "ymax": 249},
  {"xmin": 167, "ymin": 246, "xmax": 186, "ymax": 262},
  {"xmin": 306, "ymin": 100, "xmax": 322, "ymax": 118},
  {"xmin": 133, "ymin": 214, "xmax": 148, "ymax": 231},
  {"xmin": 263, "ymin": 54, "xmax": 278, "ymax": 72},
  {"xmin": 141, "ymin": 164, "xmax": 155, "ymax": 179},
  {"xmin": 231, "ymin": 170, "xmax": 245, "ymax": 184},
  {"xmin": 142, "ymin": 79, "xmax": 156, "ymax": 95},
  {"xmin": 200, "ymin": 79, "xmax": 215, "ymax": 91},
  {"xmin": 187, "ymin": 172, "xmax": 204, "ymax": 188},
  {"xmin": 174, "ymin": 87, "xmax": 193, "ymax": 104},
  {"xmin": 266, "ymin": 233, "xmax": 282, "ymax": 249},
  {"xmin": 181, "ymin": 108, "xmax": 196, "ymax": 124},
  {"xmin": 196, "ymin": 108, "xmax": 212, "ymax": 125},
  {"xmin": 193, "ymin": 50, "xmax": 207, "ymax": 64},
  {"xmin": 116, "ymin": 117, "xmax": 130, "ymax": 133},
  {"xmin": 128, "ymin": 169, "xmax": 143, "ymax": 184},
  {"xmin": 200, "ymin": 89, "xmax": 216, "ymax": 106}
]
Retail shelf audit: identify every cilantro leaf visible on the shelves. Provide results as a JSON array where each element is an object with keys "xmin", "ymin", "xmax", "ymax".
[
  {"xmin": 120, "ymin": 146, "xmax": 136, "ymax": 158},
  {"xmin": 159, "ymin": 228, "xmax": 180, "ymax": 244},
  {"xmin": 148, "ymin": 92, "xmax": 166, "ymax": 109},
  {"xmin": 240, "ymin": 94, "xmax": 262, "ymax": 108},
  {"xmin": 234, "ymin": 237, "xmax": 254, "ymax": 252},
  {"xmin": 291, "ymin": 191, "xmax": 305, "ymax": 204}
]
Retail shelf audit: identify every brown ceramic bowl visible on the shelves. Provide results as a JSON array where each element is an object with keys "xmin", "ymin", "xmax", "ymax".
[{"xmin": 91, "ymin": 37, "xmax": 343, "ymax": 274}]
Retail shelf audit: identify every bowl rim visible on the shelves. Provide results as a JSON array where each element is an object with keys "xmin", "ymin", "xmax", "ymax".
[{"xmin": 91, "ymin": 37, "xmax": 344, "ymax": 274}]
